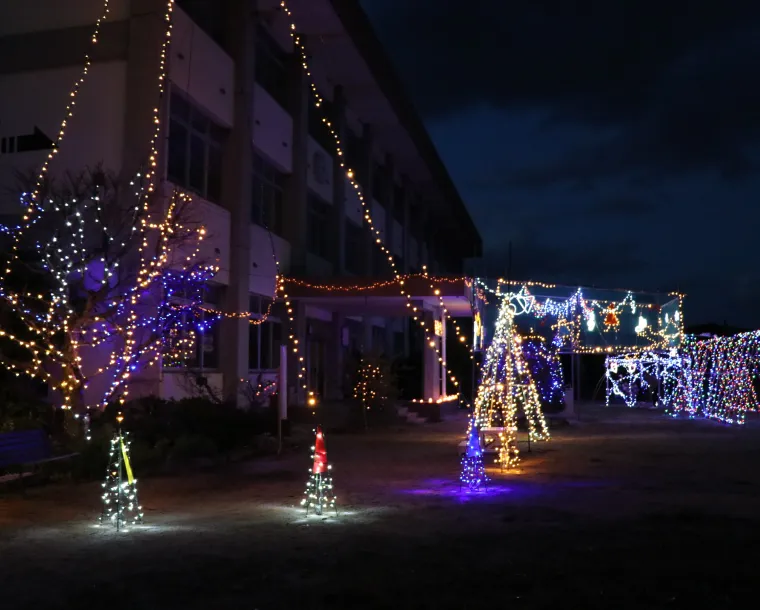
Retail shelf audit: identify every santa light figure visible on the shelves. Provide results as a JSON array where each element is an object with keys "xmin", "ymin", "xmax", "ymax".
[{"xmin": 301, "ymin": 426, "xmax": 337, "ymax": 515}]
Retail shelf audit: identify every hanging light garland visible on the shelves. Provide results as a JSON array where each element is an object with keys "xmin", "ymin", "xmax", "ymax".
[{"xmin": 279, "ymin": 0, "xmax": 471, "ymax": 402}]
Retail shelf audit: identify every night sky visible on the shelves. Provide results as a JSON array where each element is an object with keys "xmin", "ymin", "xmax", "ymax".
[{"xmin": 361, "ymin": 1, "xmax": 760, "ymax": 328}]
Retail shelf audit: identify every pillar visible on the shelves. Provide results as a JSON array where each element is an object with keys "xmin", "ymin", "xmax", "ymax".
[
  {"xmin": 439, "ymin": 307, "xmax": 447, "ymax": 397},
  {"xmin": 283, "ymin": 33, "xmax": 309, "ymax": 275},
  {"xmin": 401, "ymin": 178, "xmax": 412, "ymax": 275},
  {"xmin": 419, "ymin": 203, "xmax": 429, "ymax": 270},
  {"xmin": 331, "ymin": 85, "xmax": 347, "ymax": 275},
  {"xmin": 220, "ymin": 0, "xmax": 256, "ymax": 404},
  {"xmin": 423, "ymin": 309, "xmax": 441, "ymax": 401},
  {"xmin": 327, "ymin": 312, "xmax": 345, "ymax": 400},
  {"xmin": 120, "ymin": 0, "xmax": 172, "ymax": 401},
  {"xmin": 289, "ymin": 301, "xmax": 307, "ymax": 406},
  {"xmin": 123, "ymin": 0, "xmax": 168, "ymax": 180},
  {"xmin": 362, "ymin": 316, "xmax": 373, "ymax": 355},
  {"xmin": 383, "ymin": 154, "xmax": 396, "ymax": 354},
  {"xmin": 401, "ymin": 180, "xmax": 412, "ymax": 357},
  {"xmin": 360, "ymin": 124, "xmax": 374, "ymax": 276},
  {"xmin": 384, "ymin": 156, "xmax": 396, "ymax": 258}
]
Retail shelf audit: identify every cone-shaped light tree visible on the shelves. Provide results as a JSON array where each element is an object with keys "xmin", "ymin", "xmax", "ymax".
[
  {"xmin": 301, "ymin": 426, "xmax": 337, "ymax": 515},
  {"xmin": 460, "ymin": 420, "xmax": 489, "ymax": 491},
  {"xmin": 99, "ymin": 413, "xmax": 143, "ymax": 530},
  {"xmin": 473, "ymin": 298, "xmax": 550, "ymax": 469}
]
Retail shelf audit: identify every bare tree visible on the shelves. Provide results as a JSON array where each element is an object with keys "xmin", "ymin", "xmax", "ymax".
[{"xmin": 0, "ymin": 167, "xmax": 216, "ymax": 415}]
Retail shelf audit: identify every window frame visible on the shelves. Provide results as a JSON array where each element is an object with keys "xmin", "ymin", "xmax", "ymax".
[
  {"xmin": 255, "ymin": 25, "xmax": 290, "ymax": 109},
  {"xmin": 167, "ymin": 89, "xmax": 227, "ymax": 203},
  {"xmin": 248, "ymin": 295, "xmax": 283, "ymax": 371},
  {"xmin": 252, "ymin": 152, "xmax": 286, "ymax": 235}
]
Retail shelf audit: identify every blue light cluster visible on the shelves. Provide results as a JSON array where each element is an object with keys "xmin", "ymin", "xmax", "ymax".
[
  {"xmin": 521, "ymin": 335, "xmax": 565, "ymax": 408},
  {"xmin": 460, "ymin": 421, "xmax": 489, "ymax": 491}
]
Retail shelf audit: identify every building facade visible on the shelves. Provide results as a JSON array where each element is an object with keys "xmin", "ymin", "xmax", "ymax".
[{"xmin": 0, "ymin": 0, "xmax": 481, "ymax": 406}]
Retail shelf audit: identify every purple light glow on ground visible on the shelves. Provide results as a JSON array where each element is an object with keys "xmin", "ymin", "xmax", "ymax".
[{"xmin": 401, "ymin": 476, "xmax": 533, "ymax": 501}]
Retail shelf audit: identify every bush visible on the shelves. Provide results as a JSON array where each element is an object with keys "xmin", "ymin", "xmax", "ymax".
[
  {"xmin": 168, "ymin": 434, "xmax": 218, "ymax": 461},
  {"xmin": 69, "ymin": 430, "xmax": 110, "ymax": 481}
]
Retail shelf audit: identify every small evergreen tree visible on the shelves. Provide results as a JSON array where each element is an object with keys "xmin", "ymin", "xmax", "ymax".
[
  {"xmin": 301, "ymin": 426, "xmax": 337, "ymax": 516},
  {"xmin": 99, "ymin": 416, "xmax": 143, "ymax": 530}
]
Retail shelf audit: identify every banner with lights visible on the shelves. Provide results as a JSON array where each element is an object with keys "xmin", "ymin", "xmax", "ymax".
[{"xmin": 471, "ymin": 279, "xmax": 684, "ymax": 354}]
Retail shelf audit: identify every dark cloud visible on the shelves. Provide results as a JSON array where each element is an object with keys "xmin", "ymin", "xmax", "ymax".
[
  {"xmin": 584, "ymin": 196, "xmax": 659, "ymax": 218},
  {"xmin": 362, "ymin": 0, "xmax": 760, "ymax": 181},
  {"xmin": 474, "ymin": 237, "xmax": 651, "ymax": 289}
]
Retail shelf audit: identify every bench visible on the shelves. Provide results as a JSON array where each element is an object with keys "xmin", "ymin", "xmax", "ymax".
[{"xmin": 0, "ymin": 429, "xmax": 78, "ymax": 485}]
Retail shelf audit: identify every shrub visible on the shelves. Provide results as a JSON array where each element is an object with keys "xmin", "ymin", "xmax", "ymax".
[{"xmin": 169, "ymin": 434, "xmax": 218, "ymax": 461}]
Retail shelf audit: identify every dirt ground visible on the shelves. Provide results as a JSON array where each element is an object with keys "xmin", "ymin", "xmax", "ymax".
[{"xmin": 1, "ymin": 403, "xmax": 760, "ymax": 609}]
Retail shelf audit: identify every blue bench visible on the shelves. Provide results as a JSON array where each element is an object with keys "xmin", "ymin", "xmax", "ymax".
[{"xmin": 0, "ymin": 429, "xmax": 78, "ymax": 485}]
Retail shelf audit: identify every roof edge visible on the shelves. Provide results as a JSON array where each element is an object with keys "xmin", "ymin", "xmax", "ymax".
[{"xmin": 328, "ymin": 0, "xmax": 482, "ymax": 256}]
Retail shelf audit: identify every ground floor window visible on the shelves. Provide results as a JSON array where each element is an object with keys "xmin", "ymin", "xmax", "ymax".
[{"xmin": 248, "ymin": 294, "xmax": 282, "ymax": 370}]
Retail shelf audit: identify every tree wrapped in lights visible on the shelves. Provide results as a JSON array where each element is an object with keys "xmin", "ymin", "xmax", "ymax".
[
  {"xmin": 521, "ymin": 334, "xmax": 564, "ymax": 410},
  {"xmin": 99, "ymin": 414, "xmax": 143, "ymax": 530},
  {"xmin": 460, "ymin": 420, "xmax": 489, "ymax": 491},
  {"xmin": 352, "ymin": 352, "xmax": 397, "ymax": 427},
  {"xmin": 301, "ymin": 425, "xmax": 337, "ymax": 516},
  {"xmin": 0, "ymin": 168, "xmax": 216, "ymax": 417},
  {"xmin": 473, "ymin": 297, "xmax": 550, "ymax": 470}
]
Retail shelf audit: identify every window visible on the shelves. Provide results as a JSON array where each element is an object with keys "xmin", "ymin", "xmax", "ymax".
[
  {"xmin": 176, "ymin": 0, "xmax": 225, "ymax": 45},
  {"xmin": 248, "ymin": 295, "xmax": 282, "ymax": 370},
  {"xmin": 252, "ymin": 153, "xmax": 285, "ymax": 235},
  {"xmin": 255, "ymin": 25, "xmax": 289, "ymax": 109},
  {"xmin": 345, "ymin": 220, "xmax": 364, "ymax": 275},
  {"xmin": 191, "ymin": 324, "xmax": 220, "ymax": 370},
  {"xmin": 307, "ymin": 192, "xmax": 331, "ymax": 260},
  {"xmin": 167, "ymin": 90, "xmax": 227, "ymax": 203},
  {"xmin": 164, "ymin": 281, "xmax": 223, "ymax": 370}
]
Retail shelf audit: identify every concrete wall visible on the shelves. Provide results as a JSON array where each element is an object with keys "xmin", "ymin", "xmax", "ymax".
[
  {"xmin": 0, "ymin": 62, "xmax": 127, "ymax": 210},
  {"xmin": 169, "ymin": 6, "xmax": 234, "ymax": 127},
  {"xmin": 306, "ymin": 137, "xmax": 333, "ymax": 203},
  {"xmin": 345, "ymin": 177, "xmax": 363, "ymax": 225},
  {"xmin": 250, "ymin": 223, "xmax": 290, "ymax": 296},
  {"xmin": 252, "ymin": 83, "xmax": 293, "ymax": 172},
  {"xmin": 0, "ymin": 0, "xmax": 131, "ymax": 37}
]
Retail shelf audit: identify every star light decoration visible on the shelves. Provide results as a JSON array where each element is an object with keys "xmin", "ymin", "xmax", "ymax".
[
  {"xmin": 472, "ymin": 296, "xmax": 550, "ymax": 470},
  {"xmin": 475, "ymin": 280, "xmax": 685, "ymax": 355}
]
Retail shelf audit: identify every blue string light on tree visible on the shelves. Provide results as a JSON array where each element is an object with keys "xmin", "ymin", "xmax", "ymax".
[
  {"xmin": 460, "ymin": 421, "xmax": 489, "ymax": 491},
  {"xmin": 521, "ymin": 334, "xmax": 564, "ymax": 409}
]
